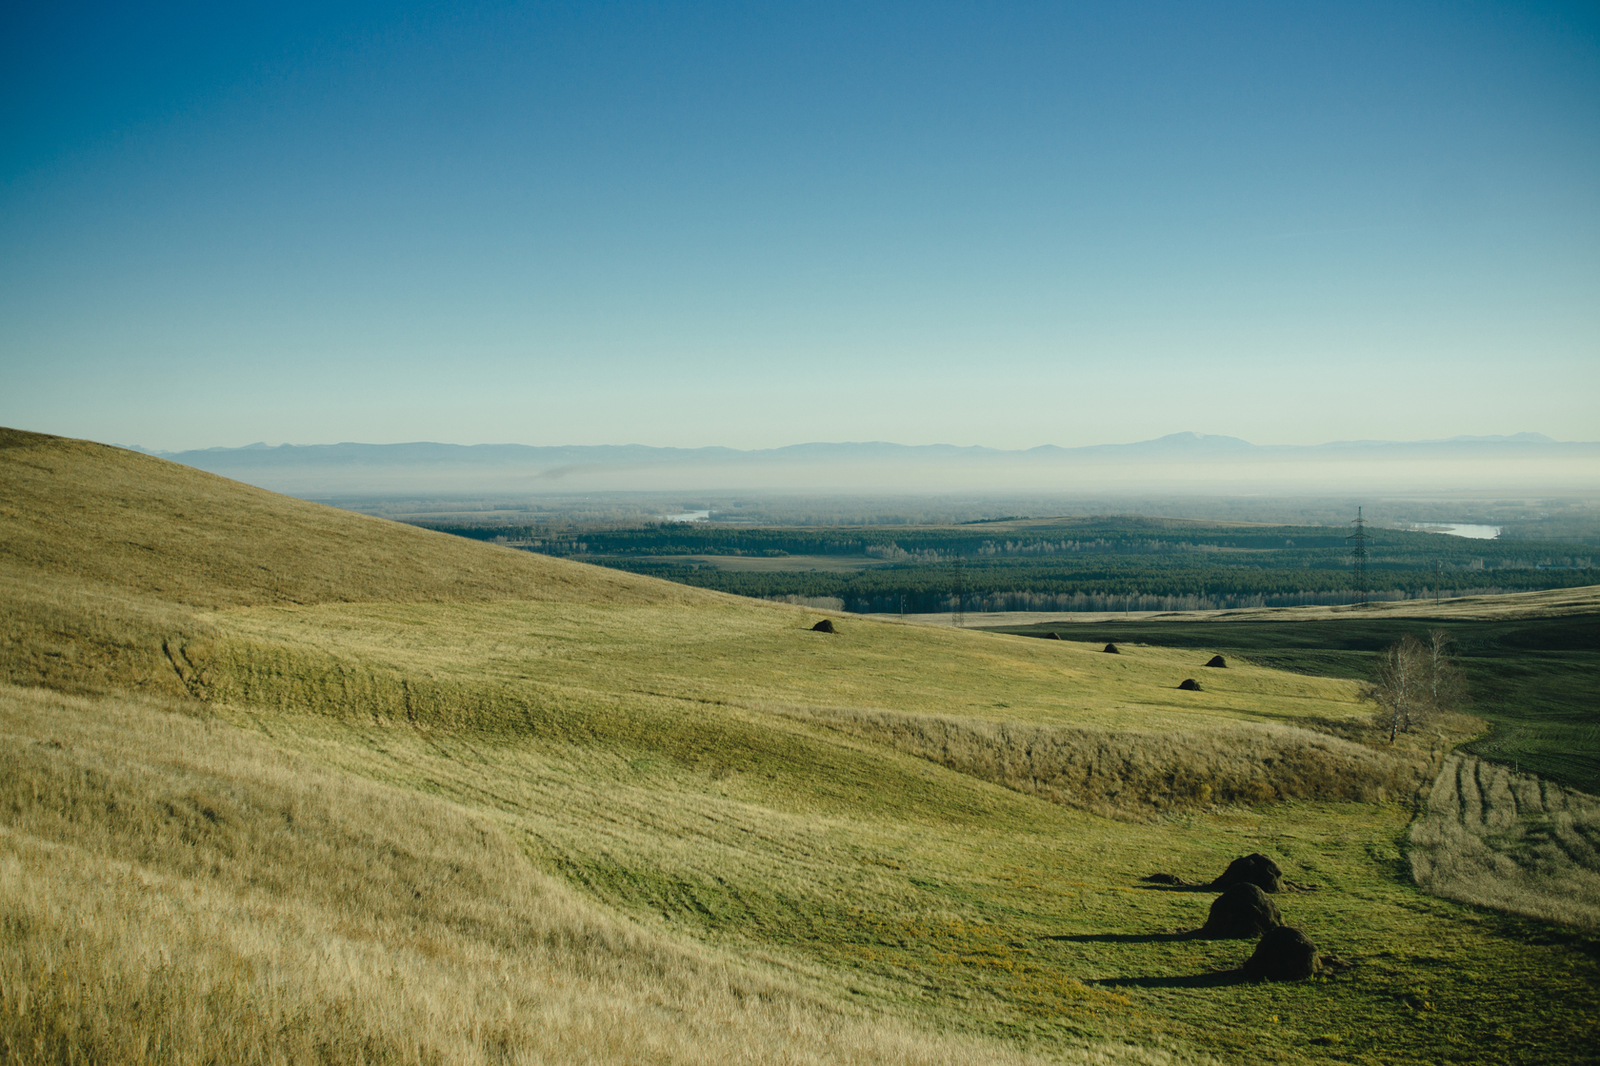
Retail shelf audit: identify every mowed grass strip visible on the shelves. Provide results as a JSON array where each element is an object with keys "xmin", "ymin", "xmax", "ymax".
[{"xmin": 1411, "ymin": 754, "xmax": 1600, "ymax": 928}]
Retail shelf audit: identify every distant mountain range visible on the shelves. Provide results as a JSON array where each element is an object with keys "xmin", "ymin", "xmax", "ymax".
[{"xmin": 128, "ymin": 432, "xmax": 1599, "ymax": 497}]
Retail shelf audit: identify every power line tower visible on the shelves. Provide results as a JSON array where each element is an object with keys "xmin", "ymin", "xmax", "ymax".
[
  {"xmin": 1347, "ymin": 506, "xmax": 1370, "ymax": 607},
  {"xmin": 951, "ymin": 554, "xmax": 966, "ymax": 628}
]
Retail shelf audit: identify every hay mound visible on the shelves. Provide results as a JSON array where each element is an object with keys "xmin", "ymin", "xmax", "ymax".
[
  {"xmin": 1044, "ymin": 632, "xmax": 1062, "ymax": 640},
  {"xmin": 1178, "ymin": 678, "xmax": 1202, "ymax": 691},
  {"xmin": 1212, "ymin": 853, "xmax": 1284, "ymax": 893},
  {"xmin": 1103, "ymin": 643, "xmax": 1120, "ymax": 654},
  {"xmin": 1199, "ymin": 883, "xmax": 1282, "ymax": 939},
  {"xmin": 1206, "ymin": 654, "xmax": 1227, "ymax": 668},
  {"xmin": 810, "ymin": 619, "xmax": 836, "ymax": 633},
  {"xmin": 1244, "ymin": 926, "xmax": 1321, "ymax": 981}
]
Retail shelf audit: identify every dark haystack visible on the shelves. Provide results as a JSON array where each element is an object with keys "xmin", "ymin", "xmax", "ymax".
[
  {"xmin": 1103, "ymin": 643, "xmax": 1120, "ymax": 654},
  {"xmin": 1243, "ymin": 926, "xmax": 1321, "ymax": 981},
  {"xmin": 1178, "ymin": 678, "xmax": 1202, "ymax": 691},
  {"xmin": 1044, "ymin": 631, "xmax": 1062, "ymax": 640},
  {"xmin": 1206, "ymin": 654, "xmax": 1227, "ymax": 668},
  {"xmin": 1212, "ymin": 853, "xmax": 1284, "ymax": 893},
  {"xmin": 1199, "ymin": 883, "xmax": 1282, "ymax": 939},
  {"xmin": 810, "ymin": 619, "xmax": 836, "ymax": 633}
]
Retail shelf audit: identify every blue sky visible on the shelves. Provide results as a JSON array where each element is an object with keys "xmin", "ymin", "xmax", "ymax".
[{"xmin": 3, "ymin": 1, "xmax": 1597, "ymax": 450}]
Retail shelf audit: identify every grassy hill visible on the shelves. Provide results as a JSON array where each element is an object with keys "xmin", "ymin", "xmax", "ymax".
[{"xmin": 2, "ymin": 428, "xmax": 1596, "ymax": 1065}]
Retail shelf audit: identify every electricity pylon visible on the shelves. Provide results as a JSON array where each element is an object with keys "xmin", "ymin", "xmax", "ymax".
[
  {"xmin": 951, "ymin": 554, "xmax": 966, "ymax": 628},
  {"xmin": 1347, "ymin": 507, "xmax": 1370, "ymax": 607}
]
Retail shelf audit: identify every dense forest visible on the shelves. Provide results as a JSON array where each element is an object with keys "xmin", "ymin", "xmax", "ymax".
[
  {"xmin": 353, "ymin": 493, "xmax": 1600, "ymax": 541},
  {"xmin": 419, "ymin": 517, "xmax": 1597, "ymax": 614}
]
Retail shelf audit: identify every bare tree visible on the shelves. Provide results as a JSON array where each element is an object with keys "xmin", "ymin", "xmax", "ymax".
[
  {"xmin": 1367, "ymin": 635, "xmax": 1428, "ymax": 743},
  {"xmin": 1424, "ymin": 628, "xmax": 1466, "ymax": 713},
  {"xmin": 1366, "ymin": 631, "xmax": 1468, "ymax": 742}
]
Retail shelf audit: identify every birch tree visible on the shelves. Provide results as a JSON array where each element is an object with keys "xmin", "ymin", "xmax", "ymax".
[
  {"xmin": 1368, "ymin": 635, "xmax": 1428, "ymax": 743},
  {"xmin": 1424, "ymin": 628, "xmax": 1466, "ymax": 713}
]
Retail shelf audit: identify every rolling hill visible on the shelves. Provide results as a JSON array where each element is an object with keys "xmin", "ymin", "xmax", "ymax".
[{"xmin": 2, "ymin": 428, "xmax": 1596, "ymax": 1065}]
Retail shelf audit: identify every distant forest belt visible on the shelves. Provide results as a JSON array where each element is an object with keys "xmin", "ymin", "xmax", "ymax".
[
  {"xmin": 422, "ymin": 521, "xmax": 1598, "ymax": 614},
  {"xmin": 579, "ymin": 562, "xmax": 1597, "ymax": 614}
]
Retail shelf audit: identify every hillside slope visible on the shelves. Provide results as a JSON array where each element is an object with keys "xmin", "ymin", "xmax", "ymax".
[
  {"xmin": 2, "ymin": 426, "xmax": 1415, "ymax": 816},
  {"xmin": 0, "ymin": 427, "xmax": 707, "ymax": 609},
  {"xmin": 3, "ymin": 429, "xmax": 1597, "ymax": 1066}
]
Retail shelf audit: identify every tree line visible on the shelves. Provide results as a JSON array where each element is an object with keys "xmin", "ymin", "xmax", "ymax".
[
  {"xmin": 595, "ymin": 558, "xmax": 1597, "ymax": 614},
  {"xmin": 420, "ymin": 518, "xmax": 1598, "ymax": 613},
  {"xmin": 422, "ymin": 518, "xmax": 1588, "ymax": 569}
]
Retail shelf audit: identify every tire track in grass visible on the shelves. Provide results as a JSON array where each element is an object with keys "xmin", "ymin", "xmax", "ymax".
[{"xmin": 1411, "ymin": 754, "xmax": 1600, "ymax": 927}]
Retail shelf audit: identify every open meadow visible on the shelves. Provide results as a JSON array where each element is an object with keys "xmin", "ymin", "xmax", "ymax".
[
  {"xmin": 989, "ymin": 607, "xmax": 1600, "ymax": 796},
  {"xmin": 2, "ymin": 428, "xmax": 1597, "ymax": 1065}
]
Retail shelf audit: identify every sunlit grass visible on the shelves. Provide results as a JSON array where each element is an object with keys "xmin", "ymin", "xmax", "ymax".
[
  {"xmin": 2, "ymin": 685, "xmax": 1102, "ymax": 1066},
  {"xmin": 210, "ymin": 596, "xmax": 1370, "ymax": 733},
  {"xmin": 4, "ymin": 429, "xmax": 1598, "ymax": 1065}
]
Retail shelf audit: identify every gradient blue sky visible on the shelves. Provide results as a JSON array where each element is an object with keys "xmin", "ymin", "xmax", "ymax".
[{"xmin": 3, "ymin": 1, "xmax": 1597, "ymax": 451}]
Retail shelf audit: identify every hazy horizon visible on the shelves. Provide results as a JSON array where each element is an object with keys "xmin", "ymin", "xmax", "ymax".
[
  {"xmin": 121, "ymin": 429, "xmax": 1588, "ymax": 454},
  {"xmin": 96, "ymin": 431, "xmax": 1598, "ymax": 499}
]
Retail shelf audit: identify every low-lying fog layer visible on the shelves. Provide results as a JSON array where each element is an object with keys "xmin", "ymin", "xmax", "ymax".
[{"xmin": 150, "ymin": 436, "xmax": 1600, "ymax": 499}]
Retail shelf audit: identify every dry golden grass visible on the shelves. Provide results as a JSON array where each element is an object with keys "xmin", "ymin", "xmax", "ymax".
[
  {"xmin": 169, "ymin": 595, "xmax": 1421, "ymax": 827},
  {"xmin": 0, "ymin": 427, "xmax": 702, "ymax": 610},
  {"xmin": 1409, "ymin": 755, "xmax": 1600, "ymax": 929},
  {"xmin": 7, "ymin": 430, "xmax": 1600, "ymax": 1065},
  {"xmin": 200, "ymin": 596, "xmax": 1377, "ymax": 737},
  {"xmin": 3, "ymin": 684, "xmax": 1189, "ymax": 1066}
]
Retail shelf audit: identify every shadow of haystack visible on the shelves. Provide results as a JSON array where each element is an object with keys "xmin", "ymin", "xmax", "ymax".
[
  {"xmin": 1042, "ymin": 931, "xmax": 1195, "ymax": 944},
  {"xmin": 1094, "ymin": 927, "xmax": 1326, "ymax": 987},
  {"xmin": 1137, "ymin": 872, "xmax": 1212, "ymax": 891},
  {"xmin": 811, "ymin": 619, "xmax": 836, "ymax": 633},
  {"xmin": 1141, "ymin": 853, "xmax": 1307, "ymax": 893},
  {"xmin": 1092, "ymin": 970, "xmax": 1249, "ymax": 989}
]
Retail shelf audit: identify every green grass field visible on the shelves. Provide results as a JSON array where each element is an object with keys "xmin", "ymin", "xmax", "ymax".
[
  {"xmin": 3, "ymin": 428, "xmax": 1598, "ymax": 1065},
  {"xmin": 988, "ymin": 615, "xmax": 1600, "ymax": 794}
]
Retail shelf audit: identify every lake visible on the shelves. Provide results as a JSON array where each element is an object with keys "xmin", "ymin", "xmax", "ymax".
[{"xmin": 1429, "ymin": 524, "xmax": 1501, "ymax": 540}]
